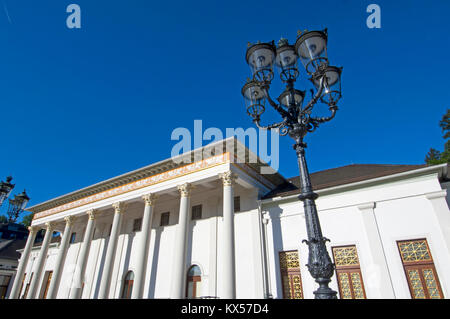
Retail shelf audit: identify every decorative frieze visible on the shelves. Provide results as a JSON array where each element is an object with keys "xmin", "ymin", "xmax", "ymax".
[{"xmin": 33, "ymin": 152, "xmax": 230, "ymax": 220}]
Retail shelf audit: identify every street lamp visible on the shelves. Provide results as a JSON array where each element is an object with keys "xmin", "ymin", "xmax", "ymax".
[
  {"xmin": 0, "ymin": 176, "xmax": 15, "ymax": 207},
  {"xmin": 7, "ymin": 189, "xmax": 30, "ymax": 223},
  {"xmin": 242, "ymin": 29, "xmax": 342, "ymax": 299}
]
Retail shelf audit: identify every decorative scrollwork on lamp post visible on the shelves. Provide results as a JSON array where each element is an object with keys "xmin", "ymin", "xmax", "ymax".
[{"xmin": 241, "ymin": 29, "xmax": 343, "ymax": 299}]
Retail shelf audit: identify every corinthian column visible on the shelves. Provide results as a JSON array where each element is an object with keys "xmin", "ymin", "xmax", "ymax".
[
  {"xmin": 9, "ymin": 226, "xmax": 38, "ymax": 299},
  {"xmin": 131, "ymin": 193, "xmax": 158, "ymax": 299},
  {"xmin": 98, "ymin": 202, "xmax": 126, "ymax": 299},
  {"xmin": 47, "ymin": 216, "xmax": 76, "ymax": 299},
  {"xmin": 219, "ymin": 171, "xmax": 238, "ymax": 298},
  {"xmin": 170, "ymin": 183, "xmax": 193, "ymax": 299},
  {"xmin": 27, "ymin": 222, "xmax": 55, "ymax": 299},
  {"xmin": 69, "ymin": 210, "xmax": 98, "ymax": 299}
]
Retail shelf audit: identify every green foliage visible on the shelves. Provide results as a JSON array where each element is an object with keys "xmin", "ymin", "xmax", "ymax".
[
  {"xmin": 440, "ymin": 109, "xmax": 450, "ymax": 140},
  {"xmin": 0, "ymin": 214, "xmax": 7, "ymax": 223},
  {"xmin": 20, "ymin": 213, "xmax": 34, "ymax": 227},
  {"xmin": 425, "ymin": 109, "xmax": 450, "ymax": 164}
]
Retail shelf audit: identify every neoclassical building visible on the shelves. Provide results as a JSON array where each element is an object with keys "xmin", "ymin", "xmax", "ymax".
[{"xmin": 7, "ymin": 137, "xmax": 450, "ymax": 299}]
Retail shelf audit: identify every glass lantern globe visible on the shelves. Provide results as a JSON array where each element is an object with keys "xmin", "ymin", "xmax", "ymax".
[
  {"xmin": 278, "ymin": 88, "xmax": 305, "ymax": 108},
  {"xmin": 311, "ymin": 66, "xmax": 342, "ymax": 105},
  {"xmin": 294, "ymin": 29, "xmax": 328, "ymax": 75},
  {"xmin": 14, "ymin": 190, "xmax": 30, "ymax": 211},
  {"xmin": 275, "ymin": 39, "xmax": 299, "ymax": 82},
  {"xmin": 241, "ymin": 80, "xmax": 266, "ymax": 119},
  {"xmin": 245, "ymin": 42, "xmax": 276, "ymax": 83}
]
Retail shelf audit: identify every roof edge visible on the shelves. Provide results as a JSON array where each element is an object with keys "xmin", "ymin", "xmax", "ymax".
[{"xmin": 261, "ymin": 163, "xmax": 448, "ymax": 204}]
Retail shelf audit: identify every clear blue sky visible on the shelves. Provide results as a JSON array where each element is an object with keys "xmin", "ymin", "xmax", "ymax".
[{"xmin": 0, "ymin": 0, "xmax": 448, "ymax": 217}]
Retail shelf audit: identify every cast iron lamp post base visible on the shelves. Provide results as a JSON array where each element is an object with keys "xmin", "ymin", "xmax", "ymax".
[{"xmin": 295, "ymin": 143, "xmax": 337, "ymax": 299}]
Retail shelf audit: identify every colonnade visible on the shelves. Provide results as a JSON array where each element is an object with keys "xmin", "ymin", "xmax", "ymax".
[{"xmin": 9, "ymin": 172, "xmax": 238, "ymax": 299}]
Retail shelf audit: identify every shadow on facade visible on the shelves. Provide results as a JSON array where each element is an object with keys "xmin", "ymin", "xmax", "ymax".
[
  {"xmin": 269, "ymin": 206, "xmax": 283, "ymax": 298},
  {"xmin": 147, "ymin": 228, "xmax": 163, "ymax": 298},
  {"xmin": 92, "ymin": 235, "xmax": 109, "ymax": 298}
]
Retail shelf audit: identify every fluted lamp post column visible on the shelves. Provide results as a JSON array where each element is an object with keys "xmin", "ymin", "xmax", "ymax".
[
  {"xmin": 98, "ymin": 202, "xmax": 126, "ymax": 299},
  {"xmin": 70, "ymin": 210, "xmax": 98, "ymax": 299},
  {"xmin": 170, "ymin": 183, "xmax": 193, "ymax": 299},
  {"xmin": 219, "ymin": 171, "xmax": 238, "ymax": 298},
  {"xmin": 47, "ymin": 216, "xmax": 76, "ymax": 299},
  {"xmin": 132, "ymin": 193, "xmax": 158, "ymax": 299},
  {"xmin": 27, "ymin": 222, "xmax": 55, "ymax": 299},
  {"xmin": 9, "ymin": 226, "xmax": 38, "ymax": 299},
  {"xmin": 242, "ymin": 29, "xmax": 343, "ymax": 298}
]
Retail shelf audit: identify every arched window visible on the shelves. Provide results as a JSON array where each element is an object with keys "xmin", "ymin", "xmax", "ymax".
[
  {"xmin": 186, "ymin": 265, "xmax": 202, "ymax": 298},
  {"xmin": 121, "ymin": 271, "xmax": 134, "ymax": 299}
]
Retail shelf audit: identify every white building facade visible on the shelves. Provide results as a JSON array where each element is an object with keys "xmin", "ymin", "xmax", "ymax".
[{"xmin": 8, "ymin": 138, "xmax": 450, "ymax": 299}]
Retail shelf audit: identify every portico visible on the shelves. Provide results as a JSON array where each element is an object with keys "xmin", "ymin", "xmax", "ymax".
[{"xmin": 10, "ymin": 138, "xmax": 280, "ymax": 299}]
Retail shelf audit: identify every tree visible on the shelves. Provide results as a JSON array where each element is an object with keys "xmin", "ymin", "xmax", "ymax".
[
  {"xmin": 440, "ymin": 109, "xmax": 450, "ymax": 139},
  {"xmin": 0, "ymin": 215, "xmax": 7, "ymax": 224},
  {"xmin": 425, "ymin": 109, "xmax": 450, "ymax": 164},
  {"xmin": 20, "ymin": 213, "xmax": 34, "ymax": 227},
  {"xmin": 425, "ymin": 148, "xmax": 443, "ymax": 165}
]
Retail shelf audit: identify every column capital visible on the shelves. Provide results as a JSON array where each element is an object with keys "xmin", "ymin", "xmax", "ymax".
[
  {"xmin": 64, "ymin": 215, "xmax": 76, "ymax": 226},
  {"xmin": 112, "ymin": 202, "xmax": 127, "ymax": 214},
  {"xmin": 219, "ymin": 171, "xmax": 238, "ymax": 187},
  {"xmin": 357, "ymin": 202, "xmax": 376, "ymax": 211},
  {"xmin": 177, "ymin": 183, "xmax": 194, "ymax": 198},
  {"xmin": 27, "ymin": 226, "xmax": 39, "ymax": 234},
  {"xmin": 87, "ymin": 209, "xmax": 99, "ymax": 220},
  {"xmin": 425, "ymin": 190, "xmax": 447, "ymax": 200},
  {"xmin": 142, "ymin": 193, "xmax": 158, "ymax": 206},
  {"xmin": 45, "ymin": 222, "xmax": 55, "ymax": 231}
]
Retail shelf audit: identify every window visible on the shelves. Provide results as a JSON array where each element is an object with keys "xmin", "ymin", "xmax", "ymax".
[
  {"xmin": 397, "ymin": 238, "xmax": 444, "ymax": 299},
  {"xmin": 121, "ymin": 271, "xmax": 134, "ymax": 299},
  {"xmin": 133, "ymin": 218, "xmax": 142, "ymax": 232},
  {"xmin": 332, "ymin": 245, "xmax": 366, "ymax": 299},
  {"xmin": 279, "ymin": 250, "xmax": 303, "ymax": 299},
  {"xmin": 192, "ymin": 205, "xmax": 202, "ymax": 220},
  {"xmin": 186, "ymin": 265, "xmax": 202, "ymax": 298},
  {"xmin": 160, "ymin": 212, "xmax": 170, "ymax": 226},
  {"xmin": 70, "ymin": 232, "xmax": 76, "ymax": 244},
  {"xmin": 0, "ymin": 275, "xmax": 11, "ymax": 299},
  {"xmin": 39, "ymin": 271, "xmax": 53, "ymax": 299},
  {"xmin": 234, "ymin": 196, "xmax": 240, "ymax": 212}
]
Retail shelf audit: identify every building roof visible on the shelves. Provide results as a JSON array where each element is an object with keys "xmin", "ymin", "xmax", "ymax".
[
  {"xmin": 0, "ymin": 238, "xmax": 27, "ymax": 260},
  {"xmin": 262, "ymin": 163, "xmax": 446, "ymax": 199}
]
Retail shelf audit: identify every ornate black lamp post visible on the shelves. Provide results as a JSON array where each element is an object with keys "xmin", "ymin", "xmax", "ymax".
[
  {"xmin": 242, "ymin": 29, "xmax": 342, "ymax": 299},
  {"xmin": 0, "ymin": 176, "xmax": 15, "ymax": 208},
  {"xmin": 7, "ymin": 189, "xmax": 30, "ymax": 223}
]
